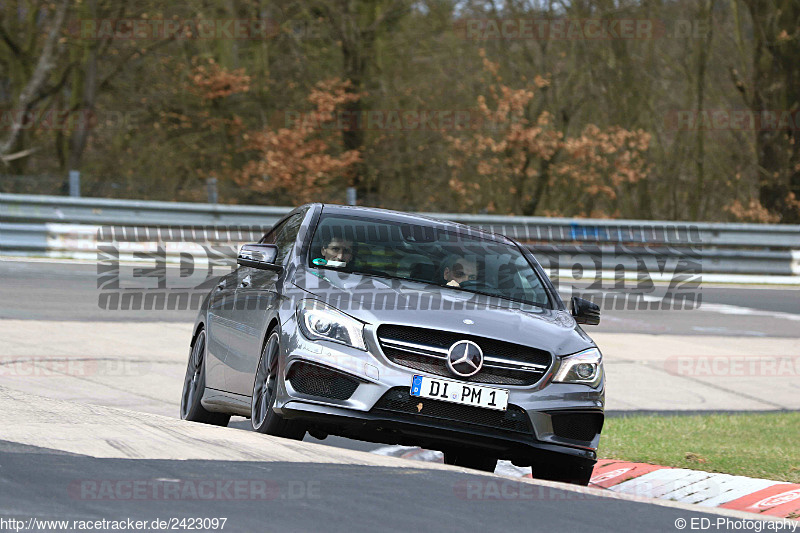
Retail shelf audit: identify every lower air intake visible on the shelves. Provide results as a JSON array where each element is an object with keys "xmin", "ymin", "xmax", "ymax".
[
  {"xmin": 550, "ymin": 412, "xmax": 604, "ymax": 442},
  {"xmin": 286, "ymin": 362, "xmax": 359, "ymax": 401}
]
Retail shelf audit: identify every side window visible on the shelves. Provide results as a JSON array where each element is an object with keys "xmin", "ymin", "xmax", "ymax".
[
  {"xmin": 259, "ymin": 219, "xmax": 287, "ymax": 245},
  {"xmin": 272, "ymin": 214, "xmax": 303, "ymax": 263}
]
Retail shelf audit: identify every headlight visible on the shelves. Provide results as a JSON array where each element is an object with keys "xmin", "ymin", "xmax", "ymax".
[
  {"xmin": 553, "ymin": 348, "xmax": 603, "ymax": 387},
  {"xmin": 297, "ymin": 300, "xmax": 366, "ymax": 350}
]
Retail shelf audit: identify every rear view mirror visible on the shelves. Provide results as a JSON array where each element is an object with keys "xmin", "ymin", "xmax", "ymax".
[
  {"xmin": 571, "ymin": 296, "xmax": 600, "ymax": 325},
  {"xmin": 237, "ymin": 244, "xmax": 282, "ymax": 271}
]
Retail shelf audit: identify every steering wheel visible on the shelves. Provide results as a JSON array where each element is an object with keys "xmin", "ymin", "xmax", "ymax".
[{"xmin": 457, "ymin": 280, "xmax": 481, "ymax": 290}]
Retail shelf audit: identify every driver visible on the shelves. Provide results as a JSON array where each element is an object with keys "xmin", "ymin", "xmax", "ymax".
[
  {"xmin": 320, "ymin": 233, "xmax": 354, "ymax": 268},
  {"xmin": 442, "ymin": 255, "xmax": 478, "ymax": 288}
]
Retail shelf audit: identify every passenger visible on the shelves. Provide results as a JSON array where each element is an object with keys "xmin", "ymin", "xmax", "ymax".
[{"xmin": 441, "ymin": 255, "xmax": 478, "ymax": 287}]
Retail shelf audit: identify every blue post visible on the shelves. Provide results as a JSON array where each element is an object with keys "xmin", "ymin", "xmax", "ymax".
[{"xmin": 69, "ymin": 170, "xmax": 80, "ymax": 197}]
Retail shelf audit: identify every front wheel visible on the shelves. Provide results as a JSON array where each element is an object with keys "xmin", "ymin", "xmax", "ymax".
[
  {"xmin": 443, "ymin": 449, "xmax": 498, "ymax": 472},
  {"xmin": 251, "ymin": 330, "xmax": 305, "ymax": 440},
  {"xmin": 180, "ymin": 329, "xmax": 230, "ymax": 426}
]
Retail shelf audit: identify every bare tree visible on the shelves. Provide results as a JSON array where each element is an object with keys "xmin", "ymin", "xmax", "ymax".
[
  {"xmin": 731, "ymin": 0, "xmax": 800, "ymax": 222},
  {"xmin": 0, "ymin": 0, "xmax": 69, "ymax": 163}
]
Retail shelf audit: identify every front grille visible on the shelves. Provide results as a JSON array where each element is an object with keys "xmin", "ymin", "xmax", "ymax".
[
  {"xmin": 377, "ymin": 324, "xmax": 552, "ymax": 386},
  {"xmin": 286, "ymin": 362, "xmax": 360, "ymax": 400},
  {"xmin": 372, "ymin": 387, "xmax": 532, "ymax": 434},
  {"xmin": 550, "ymin": 412, "xmax": 604, "ymax": 442}
]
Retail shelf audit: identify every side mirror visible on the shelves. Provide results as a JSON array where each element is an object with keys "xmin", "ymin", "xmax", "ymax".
[
  {"xmin": 237, "ymin": 244, "xmax": 282, "ymax": 271},
  {"xmin": 571, "ymin": 296, "xmax": 600, "ymax": 325}
]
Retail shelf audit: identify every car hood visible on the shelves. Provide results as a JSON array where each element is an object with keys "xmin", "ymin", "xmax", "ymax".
[{"xmin": 291, "ymin": 267, "xmax": 595, "ymax": 356}]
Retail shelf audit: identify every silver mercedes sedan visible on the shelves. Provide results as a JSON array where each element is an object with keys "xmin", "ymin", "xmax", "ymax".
[{"xmin": 180, "ymin": 203, "xmax": 604, "ymax": 484}]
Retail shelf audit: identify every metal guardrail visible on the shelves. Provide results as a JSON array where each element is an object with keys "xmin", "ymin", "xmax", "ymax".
[
  {"xmin": 1, "ymin": 193, "xmax": 799, "ymax": 276},
  {"xmin": 0, "ymin": 223, "xmax": 49, "ymax": 252},
  {"xmin": 440, "ymin": 213, "xmax": 800, "ymax": 248},
  {"xmin": 0, "ymin": 193, "xmax": 288, "ymax": 226}
]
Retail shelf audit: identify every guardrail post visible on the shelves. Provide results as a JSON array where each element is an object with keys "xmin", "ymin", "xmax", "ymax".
[
  {"xmin": 207, "ymin": 177, "xmax": 218, "ymax": 204},
  {"xmin": 68, "ymin": 170, "xmax": 80, "ymax": 197},
  {"xmin": 347, "ymin": 187, "xmax": 357, "ymax": 206}
]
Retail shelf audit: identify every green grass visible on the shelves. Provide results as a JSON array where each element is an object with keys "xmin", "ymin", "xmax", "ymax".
[{"xmin": 599, "ymin": 412, "xmax": 800, "ymax": 483}]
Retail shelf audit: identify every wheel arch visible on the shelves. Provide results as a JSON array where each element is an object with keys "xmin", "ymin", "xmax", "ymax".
[
  {"xmin": 191, "ymin": 321, "xmax": 205, "ymax": 346},
  {"xmin": 260, "ymin": 317, "xmax": 281, "ymax": 355}
]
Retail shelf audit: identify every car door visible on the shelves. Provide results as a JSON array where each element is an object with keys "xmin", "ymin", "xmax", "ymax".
[
  {"xmin": 224, "ymin": 213, "xmax": 304, "ymax": 396},
  {"xmin": 205, "ymin": 269, "xmax": 239, "ymax": 390}
]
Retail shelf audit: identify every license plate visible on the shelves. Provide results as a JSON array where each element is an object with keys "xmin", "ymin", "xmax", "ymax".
[{"xmin": 410, "ymin": 375, "xmax": 509, "ymax": 411}]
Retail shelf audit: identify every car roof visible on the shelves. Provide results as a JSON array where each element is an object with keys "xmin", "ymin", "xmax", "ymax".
[{"xmin": 315, "ymin": 203, "xmax": 513, "ymax": 244}]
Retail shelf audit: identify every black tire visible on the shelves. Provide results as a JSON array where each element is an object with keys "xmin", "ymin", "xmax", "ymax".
[
  {"xmin": 443, "ymin": 449, "xmax": 498, "ymax": 472},
  {"xmin": 531, "ymin": 457, "xmax": 595, "ymax": 486},
  {"xmin": 180, "ymin": 329, "xmax": 231, "ymax": 426},
  {"xmin": 251, "ymin": 330, "xmax": 306, "ymax": 440}
]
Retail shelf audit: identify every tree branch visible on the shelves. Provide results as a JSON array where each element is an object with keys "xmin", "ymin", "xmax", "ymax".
[
  {"xmin": 0, "ymin": 24, "xmax": 24, "ymax": 61},
  {"xmin": 0, "ymin": 0, "xmax": 70, "ymax": 156},
  {"xmin": 29, "ymin": 61, "xmax": 77, "ymax": 109},
  {"xmin": 97, "ymin": 37, "xmax": 176, "ymax": 93}
]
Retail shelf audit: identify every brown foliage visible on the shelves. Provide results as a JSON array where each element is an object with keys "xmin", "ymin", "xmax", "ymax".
[
  {"xmin": 237, "ymin": 79, "xmax": 362, "ymax": 204},
  {"xmin": 447, "ymin": 50, "xmax": 651, "ymax": 217},
  {"xmin": 724, "ymin": 198, "xmax": 781, "ymax": 224},
  {"xmin": 152, "ymin": 59, "xmax": 252, "ymax": 199},
  {"xmin": 188, "ymin": 59, "xmax": 251, "ymax": 101}
]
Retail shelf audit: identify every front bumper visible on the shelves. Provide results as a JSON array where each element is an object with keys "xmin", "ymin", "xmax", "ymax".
[{"xmin": 275, "ymin": 316, "xmax": 605, "ymax": 464}]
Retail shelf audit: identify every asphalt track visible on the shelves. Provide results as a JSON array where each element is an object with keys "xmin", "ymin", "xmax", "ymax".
[
  {"xmin": 1, "ymin": 258, "xmax": 797, "ymax": 531},
  {"xmin": 0, "ymin": 387, "xmax": 773, "ymax": 533},
  {"xmin": 2, "ymin": 258, "xmax": 799, "ymax": 336},
  {"xmin": 0, "ymin": 443, "xmax": 754, "ymax": 533}
]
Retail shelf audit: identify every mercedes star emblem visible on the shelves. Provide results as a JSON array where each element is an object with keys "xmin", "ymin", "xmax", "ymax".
[{"xmin": 446, "ymin": 340, "xmax": 484, "ymax": 378}]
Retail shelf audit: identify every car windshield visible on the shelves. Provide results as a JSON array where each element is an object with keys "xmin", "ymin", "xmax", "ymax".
[{"xmin": 308, "ymin": 214, "xmax": 550, "ymax": 308}]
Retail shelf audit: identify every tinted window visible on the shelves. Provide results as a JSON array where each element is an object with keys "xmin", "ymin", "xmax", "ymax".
[
  {"xmin": 273, "ymin": 214, "xmax": 303, "ymax": 263},
  {"xmin": 260, "ymin": 218, "xmax": 288, "ymax": 244},
  {"xmin": 308, "ymin": 214, "xmax": 550, "ymax": 307}
]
